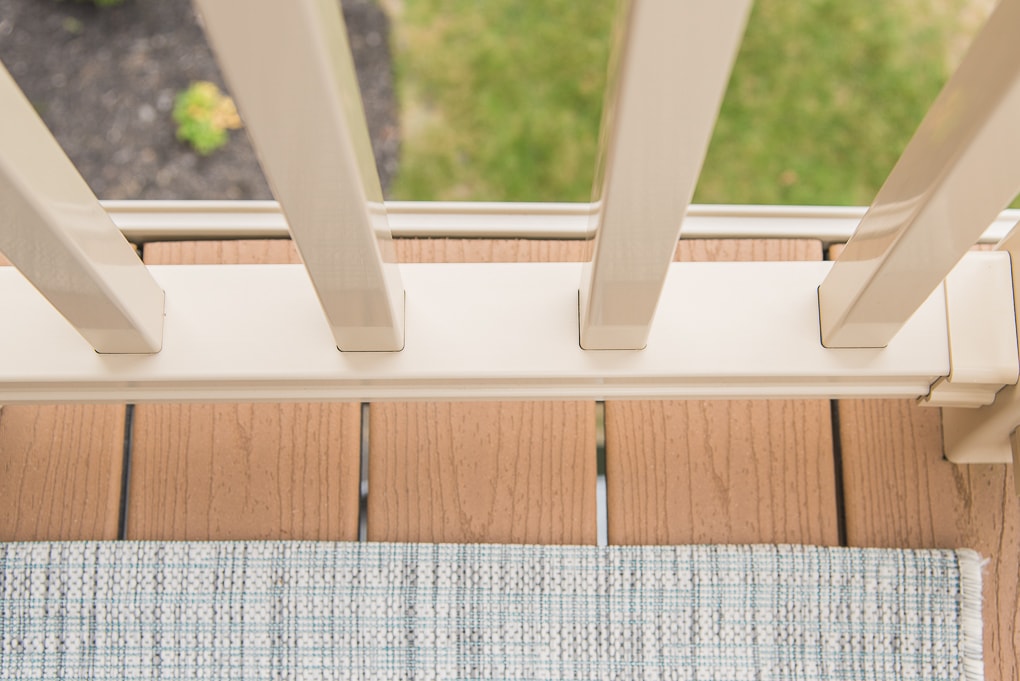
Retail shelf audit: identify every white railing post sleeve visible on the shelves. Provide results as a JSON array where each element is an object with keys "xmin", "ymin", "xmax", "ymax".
[
  {"xmin": 819, "ymin": 0, "xmax": 1020, "ymax": 348},
  {"xmin": 578, "ymin": 0, "xmax": 752, "ymax": 350},
  {"xmin": 941, "ymin": 218, "xmax": 1020, "ymax": 464},
  {"xmin": 193, "ymin": 0, "xmax": 404, "ymax": 351},
  {"xmin": 0, "ymin": 62, "xmax": 164, "ymax": 354}
]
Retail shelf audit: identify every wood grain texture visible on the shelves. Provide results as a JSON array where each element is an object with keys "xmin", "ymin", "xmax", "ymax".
[
  {"xmin": 369, "ymin": 401, "xmax": 597, "ymax": 544},
  {"xmin": 837, "ymin": 399, "xmax": 1018, "ymax": 681},
  {"xmin": 393, "ymin": 238, "xmax": 589, "ymax": 263},
  {"xmin": 127, "ymin": 240, "xmax": 361, "ymax": 540},
  {"xmin": 141, "ymin": 238, "xmax": 302, "ymax": 265},
  {"xmin": 606, "ymin": 239, "xmax": 839, "ymax": 546},
  {"xmin": 0, "ymin": 405, "xmax": 126, "ymax": 541},
  {"xmin": 368, "ymin": 239, "xmax": 597, "ymax": 544},
  {"xmin": 0, "ymin": 257, "xmax": 126, "ymax": 541},
  {"xmin": 830, "ymin": 242, "xmax": 1018, "ymax": 681}
]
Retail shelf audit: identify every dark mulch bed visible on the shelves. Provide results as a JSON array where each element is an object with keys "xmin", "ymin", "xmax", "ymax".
[{"xmin": 0, "ymin": 0, "xmax": 399, "ymax": 199}]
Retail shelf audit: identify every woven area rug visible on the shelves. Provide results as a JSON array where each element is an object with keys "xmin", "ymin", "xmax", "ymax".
[{"xmin": 0, "ymin": 542, "xmax": 982, "ymax": 680}]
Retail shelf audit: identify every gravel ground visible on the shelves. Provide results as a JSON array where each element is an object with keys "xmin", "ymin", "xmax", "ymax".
[{"xmin": 0, "ymin": 0, "xmax": 399, "ymax": 199}]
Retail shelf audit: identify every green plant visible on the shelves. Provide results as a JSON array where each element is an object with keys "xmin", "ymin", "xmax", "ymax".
[
  {"xmin": 172, "ymin": 81, "xmax": 242, "ymax": 156},
  {"xmin": 61, "ymin": 17, "xmax": 84, "ymax": 34}
]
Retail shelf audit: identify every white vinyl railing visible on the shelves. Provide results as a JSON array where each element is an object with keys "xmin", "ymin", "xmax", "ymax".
[
  {"xmin": 818, "ymin": 0, "xmax": 1020, "ymax": 349},
  {"xmin": 2, "ymin": 0, "xmax": 1020, "ymax": 466},
  {"xmin": 579, "ymin": 0, "xmax": 751, "ymax": 349},
  {"xmin": 0, "ymin": 64, "xmax": 165, "ymax": 355},
  {"xmin": 195, "ymin": 0, "xmax": 405, "ymax": 351}
]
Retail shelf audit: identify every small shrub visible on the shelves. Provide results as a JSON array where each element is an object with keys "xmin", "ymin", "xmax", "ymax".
[
  {"xmin": 172, "ymin": 81, "xmax": 242, "ymax": 155},
  {"xmin": 61, "ymin": 17, "xmax": 84, "ymax": 34}
]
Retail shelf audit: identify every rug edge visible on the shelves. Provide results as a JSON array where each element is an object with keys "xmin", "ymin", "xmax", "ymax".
[{"xmin": 956, "ymin": 548, "xmax": 985, "ymax": 681}]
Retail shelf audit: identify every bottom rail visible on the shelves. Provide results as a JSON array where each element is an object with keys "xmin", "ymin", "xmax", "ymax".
[{"xmin": 0, "ymin": 260, "xmax": 954, "ymax": 403}]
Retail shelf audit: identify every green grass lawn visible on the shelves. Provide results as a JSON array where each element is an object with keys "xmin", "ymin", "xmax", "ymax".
[{"xmin": 384, "ymin": 0, "xmax": 998, "ymax": 206}]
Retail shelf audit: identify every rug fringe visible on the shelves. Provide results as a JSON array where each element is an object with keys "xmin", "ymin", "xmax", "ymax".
[{"xmin": 956, "ymin": 548, "xmax": 985, "ymax": 681}]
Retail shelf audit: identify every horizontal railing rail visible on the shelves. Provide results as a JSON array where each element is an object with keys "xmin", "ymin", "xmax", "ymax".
[
  {"xmin": 0, "ymin": 259, "xmax": 956, "ymax": 404},
  {"xmin": 96, "ymin": 200, "xmax": 1020, "ymax": 245}
]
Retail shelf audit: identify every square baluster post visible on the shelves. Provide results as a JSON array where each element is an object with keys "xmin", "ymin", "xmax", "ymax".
[
  {"xmin": 819, "ymin": 0, "xmax": 1020, "ymax": 348},
  {"xmin": 579, "ymin": 0, "xmax": 752, "ymax": 349},
  {"xmin": 0, "ymin": 62, "xmax": 164, "ymax": 354},
  {"xmin": 193, "ymin": 0, "xmax": 404, "ymax": 351}
]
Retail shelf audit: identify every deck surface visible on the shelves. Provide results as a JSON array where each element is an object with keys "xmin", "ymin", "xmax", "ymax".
[{"xmin": 1, "ymin": 239, "xmax": 1016, "ymax": 679}]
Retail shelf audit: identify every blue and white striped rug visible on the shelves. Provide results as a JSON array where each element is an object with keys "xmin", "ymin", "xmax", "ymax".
[{"xmin": 0, "ymin": 542, "xmax": 982, "ymax": 680}]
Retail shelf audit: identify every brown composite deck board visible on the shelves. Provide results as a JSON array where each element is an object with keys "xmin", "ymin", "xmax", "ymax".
[
  {"xmin": 828, "ymin": 244, "xmax": 1019, "ymax": 681},
  {"xmin": 0, "ymin": 254, "xmax": 126, "ymax": 541},
  {"xmin": 370, "ymin": 400, "xmax": 597, "ymax": 544},
  {"xmin": 0, "ymin": 405, "xmax": 126, "ymax": 541},
  {"xmin": 127, "ymin": 240, "xmax": 361, "ymax": 541},
  {"xmin": 367, "ymin": 239, "xmax": 597, "ymax": 544},
  {"xmin": 605, "ymin": 240, "xmax": 840, "ymax": 546}
]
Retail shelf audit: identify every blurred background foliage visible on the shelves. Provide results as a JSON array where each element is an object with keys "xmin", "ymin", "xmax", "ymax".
[{"xmin": 383, "ymin": 0, "xmax": 999, "ymax": 205}]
